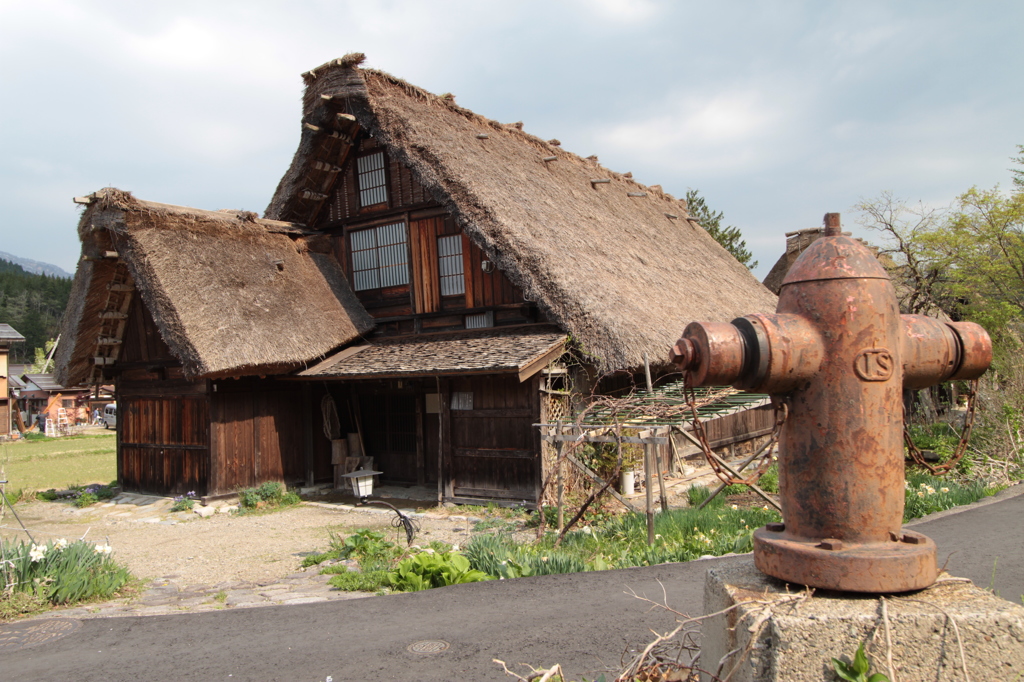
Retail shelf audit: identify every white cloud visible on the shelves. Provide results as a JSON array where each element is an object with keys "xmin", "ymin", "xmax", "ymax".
[
  {"xmin": 595, "ymin": 89, "xmax": 789, "ymax": 173},
  {"xmin": 576, "ymin": 0, "xmax": 659, "ymax": 22}
]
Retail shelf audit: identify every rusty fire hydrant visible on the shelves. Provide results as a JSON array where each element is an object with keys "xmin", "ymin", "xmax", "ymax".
[{"xmin": 670, "ymin": 213, "xmax": 992, "ymax": 592}]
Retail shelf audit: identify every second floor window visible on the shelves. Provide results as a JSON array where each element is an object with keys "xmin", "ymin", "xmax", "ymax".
[
  {"xmin": 351, "ymin": 222, "xmax": 409, "ymax": 291},
  {"xmin": 437, "ymin": 234, "xmax": 465, "ymax": 296},
  {"xmin": 357, "ymin": 152, "xmax": 387, "ymax": 207}
]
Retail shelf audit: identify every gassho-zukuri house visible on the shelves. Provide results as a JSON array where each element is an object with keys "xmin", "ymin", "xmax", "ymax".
[{"xmin": 56, "ymin": 54, "xmax": 777, "ymax": 504}]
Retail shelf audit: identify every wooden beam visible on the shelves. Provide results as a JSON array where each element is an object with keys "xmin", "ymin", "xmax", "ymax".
[
  {"xmin": 563, "ymin": 451, "xmax": 641, "ymax": 514},
  {"xmin": 98, "ymin": 312, "xmax": 128, "ymax": 320},
  {"xmin": 518, "ymin": 339, "xmax": 567, "ymax": 383},
  {"xmin": 540, "ymin": 434, "xmax": 668, "ymax": 445}
]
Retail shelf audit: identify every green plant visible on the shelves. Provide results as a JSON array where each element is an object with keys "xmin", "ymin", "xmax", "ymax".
[
  {"xmin": 327, "ymin": 567, "xmax": 390, "ymax": 592},
  {"xmin": 170, "ymin": 491, "xmax": 197, "ymax": 512},
  {"xmin": 237, "ymin": 482, "xmax": 301, "ymax": 513},
  {"xmin": 759, "ymin": 464, "xmax": 779, "ymax": 493},
  {"xmin": 0, "ymin": 538, "xmax": 131, "ymax": 606},
  {"xmin": 386, "ymin": 551, "xmax": 490, "ymax": 592},
  {"xmin": 687, "ymin": 484, "xmax": 714, "ymax": 507},
  {"xmin": 213, "ymin": 590, "xmax": 227, "ymax": 603},
  {"xmin": 832, "ymin": 641, "xmax": 889, "ymax": 682},
  {"xmin": 73, "ymin": 492, "xmax": 98, "ymax": 508},
  {"xmin": 36, "ymin": 489, "xmax": 59, "ymax": 501},
  {"xmin": 903, "ymin": 472, "xmax": 994, "ymax": 521}
]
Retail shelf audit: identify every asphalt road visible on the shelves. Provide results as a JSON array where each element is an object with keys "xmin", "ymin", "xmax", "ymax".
[{"xmin": 3, "ymin": 488, "xmax": 1022, "ymax": 682}]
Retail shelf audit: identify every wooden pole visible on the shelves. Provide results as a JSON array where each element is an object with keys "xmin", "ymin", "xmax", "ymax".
[
  {"xmin": 644, "ymin": 440, "xmax": 654, "ymax": 545},
  {"xmin": 555, "ymin": 436, "xmax": 564, "ymax": 533},
  {"xmin": 657, "ymin": 427, "xmax": 670, "ymax": 512}
]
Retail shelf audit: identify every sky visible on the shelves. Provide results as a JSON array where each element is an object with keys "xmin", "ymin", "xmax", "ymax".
[{"xmin": 1, "ymin": 0, "xmax": 1021, "ymax": 278}]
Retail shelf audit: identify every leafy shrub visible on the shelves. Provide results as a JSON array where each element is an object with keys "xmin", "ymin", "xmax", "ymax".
[
  {"xmin": 237, "ymin": 482, "xmax": 301, "ymax": 513},
  {"xmin": 758, "ymin": 465, "xmax": 779, "ymax": 494},
  {"xmin": 333, "ymin": 529, "xmax": 400, "ymax": 571},
  {"xmin": 387, "ymin": 551, "xmax": 490, "ymax": 592},
  {"xmin": 0, "ymin": 538, "xmax": 131, "ymax": 606},
  {"xmin": 327, "ymin": 567, "xmax": 390, "ymax": 592},
  {"xmin": 170, "ymin": 491, "xmax": 197, "ymax": 512},
  {"xmin": 36, "ymin": 489, "xmax": 59, "ymax": 501},
  {"xmin": 73, "ymin": 492, "xmax": 98, "ymax": 508},
  {"xmin": 686, "ymin": 484, "xmax": 714, "ymax": 507}
]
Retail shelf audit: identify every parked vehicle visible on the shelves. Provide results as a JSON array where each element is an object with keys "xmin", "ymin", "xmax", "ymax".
[{"xmin": 102, "ymin": 403, "xmax": 117, "ymax": 430}]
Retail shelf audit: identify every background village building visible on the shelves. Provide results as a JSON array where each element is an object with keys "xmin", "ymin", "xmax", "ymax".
[
  {"xmin": 56, "ymin": 54, "xmax": 777, "ymax": 503},
  {"xmin": 0, "ymin": 324, "xmax": 25, "ymax": 436}
]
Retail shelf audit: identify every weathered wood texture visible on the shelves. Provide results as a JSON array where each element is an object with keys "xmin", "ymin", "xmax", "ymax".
[
  {"xmin": 119, "ymin": 394, "xmax": 209, "ymax": 496},
  {"xmin": 209, "ymin": 381, "xmax": 305, "ymax": 494},
  {"xmin": 120, "ymin": 296, "xmax": 176, "ymax": 364},
  {"xmin": 703, "ymin": 403, "xmax": 775, "ymax": 447},
  {"xmin": 447, "ymin": 375, "xmax": 539, "ymax": 501}
]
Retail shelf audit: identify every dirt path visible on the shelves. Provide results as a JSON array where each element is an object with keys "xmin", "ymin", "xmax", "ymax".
[{"xmin": 1, "ymin": 496, "xmax": 488, "ymax": 588}]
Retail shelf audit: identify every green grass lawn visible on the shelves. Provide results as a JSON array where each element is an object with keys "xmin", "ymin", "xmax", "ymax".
[{"xmin": 0, "ymin": 434, "xmax": 116, "ymax": 491}]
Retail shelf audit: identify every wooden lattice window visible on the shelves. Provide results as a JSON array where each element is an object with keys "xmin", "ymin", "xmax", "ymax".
[
  {"xmin": 351, "ymin": 223, "xmax": 410, "ymax": 291},
  {"xmin": 437, "ymin": 234, "xmax": 465, "ymax": 296},
  {"xmin": 357, "ymin": 152, "xmax": 387, "ymax": 207}
]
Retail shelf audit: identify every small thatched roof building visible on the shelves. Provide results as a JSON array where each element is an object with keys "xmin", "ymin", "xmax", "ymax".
[
  {"xmin": 57, "ymin": 189, "xmax": 372, "ymax": 387},
  {"xmin": 267, "ymin": 55, "xmax": 776, "ymax": 371}
]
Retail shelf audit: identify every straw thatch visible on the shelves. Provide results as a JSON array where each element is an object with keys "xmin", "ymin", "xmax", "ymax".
[
  {"xmin": 267, "ymin": 57, "xmax": 777, "ymax": 371},
  {"xmin": 56, "ymin": 189, "xmax": 373, "ymax": 385}
]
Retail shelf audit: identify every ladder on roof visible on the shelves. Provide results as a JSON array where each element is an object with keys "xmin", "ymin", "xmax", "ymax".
[{"xmin": 91, "ymin": 261, "xmax": 135, "ymax": 384}]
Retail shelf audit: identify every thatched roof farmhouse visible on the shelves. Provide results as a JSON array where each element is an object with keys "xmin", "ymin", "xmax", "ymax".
[{"xmin": 56, "ymin": 54, "xmax": 776, "ymax": 503}]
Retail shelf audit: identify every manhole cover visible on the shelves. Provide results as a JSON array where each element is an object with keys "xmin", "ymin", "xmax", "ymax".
[
  {"xmin": 0, "ymin": 619, "xmax": 82, "ymax": 653},
  {"xmin": 407, "ymin": 639, "xmax": 450, "ymax": 654}
]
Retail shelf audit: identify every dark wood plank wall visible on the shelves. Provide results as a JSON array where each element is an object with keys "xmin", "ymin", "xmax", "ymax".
[
  {"xmin": 209, "ymin": 380, "xmax": 307, "ymax": 494},
  {"xmin": 119, "ymin": 392, "xmax": 209, "ymax": 496},
  {"xmin": 446, "ymin": 375, "xmax": 540, "ymax": 501},
  {"xmin": 121, "ymin": 296, "xmax": 177, "ymax": 363},
  {"xmin": 117, "ymin": 295, "xmax": 211, "ymax": 496}
]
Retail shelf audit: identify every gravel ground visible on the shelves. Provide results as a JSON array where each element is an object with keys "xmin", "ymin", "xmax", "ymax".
[{"xmin": 0, "ymin": 498, "xmax": 496, "ymax": 588}]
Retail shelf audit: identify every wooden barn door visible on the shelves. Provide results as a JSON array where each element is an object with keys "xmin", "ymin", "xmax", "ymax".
[
  {"xmin": 119, "ymin": 396, "xmax": 210, "ymax": 496},
  {"xmin": 444, "ymin": 375, "xmax": 540, "ymax": 504}
]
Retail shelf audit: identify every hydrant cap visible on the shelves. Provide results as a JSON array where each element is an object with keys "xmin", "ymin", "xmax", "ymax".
[{"xmin": 782, "ymin": 233, "xmax": 890, "ymax": 286}]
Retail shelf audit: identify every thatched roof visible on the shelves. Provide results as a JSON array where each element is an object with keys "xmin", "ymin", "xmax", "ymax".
[
  {"xmin": 267, "ymin": 55, "xmax": 777, "ymax": 371},
  {"xmin": 56, "ymin": 189, "xmax": 373, "ymax": 385}
]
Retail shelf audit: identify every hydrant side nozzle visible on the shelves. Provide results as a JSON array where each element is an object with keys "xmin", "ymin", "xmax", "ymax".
[{"xmin": 947, "ymin": 321, "xmax": 993, "ymax": 381}]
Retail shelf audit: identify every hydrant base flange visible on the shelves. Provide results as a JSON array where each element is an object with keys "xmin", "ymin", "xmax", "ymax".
[{"xmin": 753, "ymin": 527, "xmax": 938, "ymax": 593}]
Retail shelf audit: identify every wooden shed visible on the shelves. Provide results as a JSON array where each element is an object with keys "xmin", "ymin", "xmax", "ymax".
[{"xmin": 56, "ymin": 54, "xmax": 777, "ymax": 503}]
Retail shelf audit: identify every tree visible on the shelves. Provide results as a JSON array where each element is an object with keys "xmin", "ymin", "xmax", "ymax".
[
  {"xmin": 853, "ymin": 191, "xmax": 956, "ymax": 316},
  {"xmin": 684, "ymin": 189, "xmax": 757, "ymax": 269}
]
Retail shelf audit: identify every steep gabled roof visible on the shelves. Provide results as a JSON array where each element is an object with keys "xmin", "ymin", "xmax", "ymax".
[
  {"xmin": 56, "ymin": 189, "xmax": 373, "ymax": 385},
  {"xmin": 267, "ymin": 55, "xmax": 777, "ymax": 371}
]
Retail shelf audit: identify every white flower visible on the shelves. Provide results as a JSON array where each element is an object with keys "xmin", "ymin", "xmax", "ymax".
[
  {"xmin": 29, "ymin": 544, "xmax": 47, "ymax": 563},
  {"xmin": 582, "ymin": 526, "xmax": 592, "ymax": 535},
  {"xmin": 762, "ymin": 505, "xmax": 769, "ymax": 510},
  {"xmin": 451, "ymin": 544, "xmax": 460, "ymax": 552},
  {"xmin": 917, "ymin": 491, "xmax": 925, "ymax": 498},
  {"xmin": 421, "ymin": 547, "xmax": 434, "ymax": 555},
  {"xmin": 53, "ymin": 538, "xmax": 68, "ymax": 551},
  {"xmin": 93, "ymin": 543, "xmax": 113, "ymax": 556},
  {"xmin": 926, "ymin": 486, "xmax": 936, "ymax": 495},
  {"xmin": 730, "ymin": 504, "xmax": 738, "ymax": 510},
  {"xmin": 941, "ymin": 487, "xmax": 950, "ymax": 493},
  {"xmin": 919, "ymin": 483, "xmax": 928, "ymax": 489}
]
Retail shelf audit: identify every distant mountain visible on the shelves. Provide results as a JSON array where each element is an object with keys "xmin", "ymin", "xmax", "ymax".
[{"xmin": 0, "ymin": 251, "xmax": 72, "ymax": 279}]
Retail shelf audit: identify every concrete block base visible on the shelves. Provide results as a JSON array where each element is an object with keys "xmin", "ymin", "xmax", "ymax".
[{"xmin": 701, "ymin": 560, "xmax": 1024, "ymax": 681}]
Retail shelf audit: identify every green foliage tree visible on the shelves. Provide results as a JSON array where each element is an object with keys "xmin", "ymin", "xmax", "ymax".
[
  {"xmin": 856, "ymin": 146, "xmax": 1024, "ymax": 479},
  {"xmin": 684, "ymin": 189, "xmax": 757, "ymax": 269},
  {"xmin": 0, "ymin": 258, "xmax": 71, "ymax": 363}
]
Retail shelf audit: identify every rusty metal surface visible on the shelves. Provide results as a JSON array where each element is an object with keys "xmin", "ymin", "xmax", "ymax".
[{"xmin": 669, "ymin": 212, "xmax": 992, "ymax": 593}]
